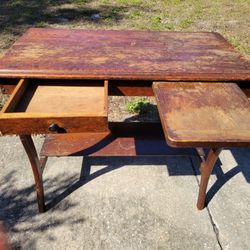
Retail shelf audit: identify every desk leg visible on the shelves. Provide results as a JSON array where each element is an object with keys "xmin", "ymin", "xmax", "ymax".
[
  {"xmin": 197, "ymin": 148, "xmax": 222, "ymax": 210},
  {"xmin": 19, "ymin": 135, "xmax": 46, "ymax": 213}
]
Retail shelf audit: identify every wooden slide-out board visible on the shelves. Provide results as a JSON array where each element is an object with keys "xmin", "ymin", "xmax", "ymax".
[{"xmin": 153, "ymin": 82, "xmax": 250, "ymax": 147}]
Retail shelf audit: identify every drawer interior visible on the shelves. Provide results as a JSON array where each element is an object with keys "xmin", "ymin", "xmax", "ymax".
[
  {"xmin": 2, "ymin": 79, "xmax": 108, "ymax": 116},
  {"xmin": 0, "ymin": 79, "xmax": 109, "ymax": 135}
]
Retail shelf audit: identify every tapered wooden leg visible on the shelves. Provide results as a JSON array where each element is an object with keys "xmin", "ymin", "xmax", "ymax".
[
  {"xmin": 20, "ymin": 135, "xmax": 46, "ymax": 213},
  {"xmin": 197, "ymin": 148, "xmax": 222, "ymax": 210}
]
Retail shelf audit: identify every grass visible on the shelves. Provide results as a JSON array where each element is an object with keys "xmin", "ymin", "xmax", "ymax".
[
  {"xmin": 0, "ymin": 0, "xmax": 249, "ymax": 55},
  {"xmin": 126, "ymin": 97, "xmax": 150, "ymax": 114},
  {"xmin": 0, "ymin": 89, "xmax": 8, "ymax": 109}
]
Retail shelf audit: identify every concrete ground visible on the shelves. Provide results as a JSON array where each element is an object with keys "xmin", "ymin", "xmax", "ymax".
[{"xmin": 0, "ymin": 136, "xmax": 249, "ymax": 250}]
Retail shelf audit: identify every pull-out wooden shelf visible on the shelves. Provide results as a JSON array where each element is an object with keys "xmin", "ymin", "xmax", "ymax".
[
  {"xmin": 0, "ymin": 79, "xmax": 108, "ymax": 135},
  {"xmin": 153, "ymin": 82, "xmax": 250, "ymax": 148}
]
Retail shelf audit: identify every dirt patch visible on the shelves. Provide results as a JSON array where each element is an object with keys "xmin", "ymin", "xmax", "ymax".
[{"xmin": 0, "ymin": 90, "xmax": 8, "ymax": 110}]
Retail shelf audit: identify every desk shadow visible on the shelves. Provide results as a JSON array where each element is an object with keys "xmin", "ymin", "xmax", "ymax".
[
  {"xmin": 46, "ymin": 148, "xmax": 250, "ymax": 210},
  {"xmin": 194, "ymin": 148, "xmax": 250, "ymax": 207},
  {"xmin": 230, "ymin": 148, "xmax": 250, "ymax": 183},
  {"xmin": 46, "ymin": 155, "xmax": 195, "ymax": 210}
]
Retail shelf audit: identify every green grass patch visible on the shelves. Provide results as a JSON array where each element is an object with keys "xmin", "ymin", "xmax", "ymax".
[
  {"xmin": 126, "ymin": 97, "xmax": 150, "ymax": 114},
  {"xmin": 0, "ymin": 0, "xmax": 249, "ymax": 56}
]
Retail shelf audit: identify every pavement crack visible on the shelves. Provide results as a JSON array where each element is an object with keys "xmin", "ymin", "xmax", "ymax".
[
  {"xmin": 206, "ymin": 206, "xmax": 223, "ymax": 250},
  {"xmin": 189, "ymin": 156, "xmax": 223, "ymax": 250}
]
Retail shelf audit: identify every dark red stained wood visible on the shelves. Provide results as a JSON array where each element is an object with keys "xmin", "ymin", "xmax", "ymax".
[
  {"xmin": 108, "ymin": 80, "xmax": 154, "ymax": 96},
  {"xmin": 40, "ymin": 132, "xmax": 195, "ymax": 157},
  {"xmin": 0, "ymin": 28, "xmax": 249, "ymax": 81},
  {"xmin": 39, "ymin": 122, "xmax": 194, "ymax": 157},
  {"xmin": 153, "ymin": 82, "xmax": 250, "ymax": 147},
  {"xmin": 0, "ymin": 116, "xmax": 109, "ymax": 135},
  {"xmin": 19, "ymin": 135, "xmax": 45, "ymax": 212},
  {"xmin": 196, "ymin": 147, "xmax": 222, "ymax": 210}
]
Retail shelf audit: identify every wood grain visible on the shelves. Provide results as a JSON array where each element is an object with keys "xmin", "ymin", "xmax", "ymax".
[
  {"xmin": 0, "ymin": 28, "xmax": 249, "ymax": 81},
  {"xmin": 0, "ymin": 114, "xmax": 108, "ymax": 135},
  {"xmin": 15, "ymin": 84, "xmax": 106, "ymax": 114},
  {"xmin": 108, "ymin": 80, "xmax": 153, "ymax": 96},
  {"xmin": 0, "ymin": 79, "xmax": 109, "ymax": 135},
  {"xmin": 40, "ymin": 132, "xmax": 195, "ymax": 157},
  {"xmin": 153, "ymin": 82, "xmax": 250, "ymax": 147}
]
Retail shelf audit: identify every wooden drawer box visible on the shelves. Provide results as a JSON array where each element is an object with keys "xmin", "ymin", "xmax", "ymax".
[{"xmin": 0, "ymin": 79, "xmax": 108, "ymax": 135}]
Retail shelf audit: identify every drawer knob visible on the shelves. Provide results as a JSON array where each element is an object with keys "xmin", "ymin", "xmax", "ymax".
[{"xmin": 48, "ymin": 123, "xmax": 60, "ymax": 132}]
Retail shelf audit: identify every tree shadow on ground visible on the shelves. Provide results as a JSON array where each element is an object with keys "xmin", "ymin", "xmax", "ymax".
[
  {"xmin": 0, "ymin": 155, "xmax": 195, "ymax": 227},
  {"xmin": 0, "ymin": 0, "xmax": 147, "ymax": 50},
  {"xmin": 46, "ymin": 156, "xmax": 197, "ymax": 210},
  {"xmin": 0, "ymin": 170, "xmax": 85, "ymax": 248},
  {"xmin": 1, "ymin": 154, "xmax": 197, "ymax": 248},
  {"xmin": 1, "ymin": 149, "xmax": 249, "ymax": 247}
]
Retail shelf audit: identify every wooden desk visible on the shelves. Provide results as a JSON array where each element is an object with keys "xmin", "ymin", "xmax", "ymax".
[
  {"xmin": 0, "ymin": 28, "xmax": 249, "ymax": 81},
  {"xmin": 0, "ymin": 28, "xmax": 249, "ymax": 212}
]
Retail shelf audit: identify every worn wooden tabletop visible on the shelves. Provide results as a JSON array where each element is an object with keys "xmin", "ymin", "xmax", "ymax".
[
  {"xmin": 0, "ymin": 28, "xmax": 249, "ymax": 81},
  {"xmin": 153, "ymin": 82, "xmax": 250, "ymax": 147}
]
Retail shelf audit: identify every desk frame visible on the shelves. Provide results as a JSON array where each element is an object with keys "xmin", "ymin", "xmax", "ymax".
[
  {"xmin": 13, "ymin": 82, "xmax": 232, "ymax": 213},
  {"xmin": 18, "ymin": 128, "xmax": 222, "ymax": 213}
]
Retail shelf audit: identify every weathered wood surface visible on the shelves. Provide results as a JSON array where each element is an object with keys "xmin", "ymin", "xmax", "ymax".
[
  {"xmin": 0, "ymin": 115, "xmax": 109, "ymax": 135},
  {"xmin": 108, "ymin": 80, "xmax": 154, "ymax": 96},
  {"xmin": 0, "ymin": 28, "xmax": 249, "ymax": 81},
  {"xmin": 40, "ymin": 122, "xmax": 195, "ymax": 157},
  {"xmin": 0, "ymin": 79, "xmax": 109, "ymax": 135},
  {"xmin": 196, "ymin": 147, "xmax": 222, "ymax": 210},
  {"xmin": 153, "ymin": 82, "xmax": 250, "ymax": 147},
  {"xmin": 19, "ymin": 135, "xmax": 46, "ymax": 212},
  {"xmin": 15, "ymin": 83, "xmax": 107, "ymax": 114},
  {"xmin": 40, "ymin": 132, "xmax": 195, "ymax": 157}
]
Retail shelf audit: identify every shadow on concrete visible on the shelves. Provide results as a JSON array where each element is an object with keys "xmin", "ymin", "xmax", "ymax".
[
  {"xmin": 46, "ymin": 156, "xmax": 196, "ymax": 210},
  {"xmin": 1, "ymin": 148, "xmax": 249, "ymax": 242},
  {"xmin": 1, "ymin": 156, "xmax": 195, "ymax": 223},
  {"xmin": 230, "ymin": 148, "xmax": 250, "ymax": 183},
  {"xmin": 0, "ymin": 155, "xmax": 196, "ymax": 248},
  {"xmin": 0, "ymin": 170, "xmax": 85, "ymax": 248},
  {"xmin": 124, "ymin": 103, "xmax": 160, "ymax": 122}
]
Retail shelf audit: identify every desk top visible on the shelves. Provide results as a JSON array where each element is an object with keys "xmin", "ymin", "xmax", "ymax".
[
  {"xmin": 0, "ymin": 28, "xmax": 249, "ymax": 81},
  {"xmin": 153, "ymin": 82, "xmax": 250, "ymax": 147}
]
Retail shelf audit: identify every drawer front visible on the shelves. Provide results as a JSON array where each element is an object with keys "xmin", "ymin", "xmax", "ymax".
[{"xmin": 0, "ymin": 115, "xmax": 108, "ymax": 135}]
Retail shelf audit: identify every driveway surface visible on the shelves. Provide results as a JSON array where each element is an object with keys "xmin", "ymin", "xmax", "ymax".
[{"xmin": 0, "ymin": 136, "xmax": 249, "ymax": 249}]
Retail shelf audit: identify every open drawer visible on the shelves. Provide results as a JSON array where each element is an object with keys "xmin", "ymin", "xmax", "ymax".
[{"xmin": 0, "ymin": 79, "xmax": 109, "ymax": 135}]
